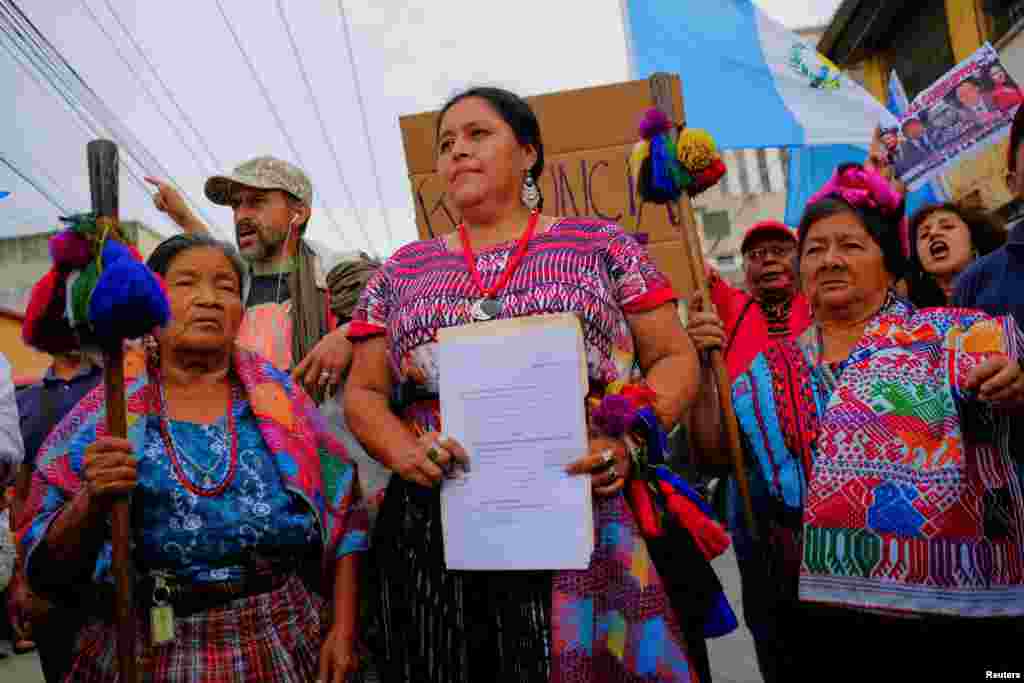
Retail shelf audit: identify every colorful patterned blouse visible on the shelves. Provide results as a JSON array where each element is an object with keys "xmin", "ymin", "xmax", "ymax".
[
  {"xmin": 135, "ymin": 393, "xmax": 318, "ymax": 583},
  {"xmin": 349, "ymin": 218, "xmax": 700, "ymax": 682},
  {"xmin": 18, "ymin": 348, "xmax": 368, "ymax": 590},
  {"xmin": 349, "ymin": 218, "xmax": 676, "ymax": 384},
  {"xmin": 732, "ymin": 295, "xmax": 1024, "ymax": 617}
]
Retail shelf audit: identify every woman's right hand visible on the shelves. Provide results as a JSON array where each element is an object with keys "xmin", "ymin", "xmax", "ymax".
[
  {"xmin": 392, "ymin": 432, "xmax": 469, "ymax": 488},
  {"xmin": 686, "ymin": 292, "xmax": 726, "ymax": 353},
  {"xmin": 82, "ymin": 437, "xmax": 138, "ymax": 509}
]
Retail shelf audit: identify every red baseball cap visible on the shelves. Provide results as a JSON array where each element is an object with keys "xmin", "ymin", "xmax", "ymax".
[{"xmin": 740, "ymin": 220, "xmax": 796, "ymax": 253}]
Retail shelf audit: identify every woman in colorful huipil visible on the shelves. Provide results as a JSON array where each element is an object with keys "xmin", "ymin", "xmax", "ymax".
[
  {"xmin": 18, "ymin": 234, "xmax": 367, "ymax": 682},
  {"xmin": 344, "ymin": 87, "xmax": 702, "ymax": 682},
  {"xmin": 694, "ymin": 163, "xmax": 1024, "ymax": 680}
]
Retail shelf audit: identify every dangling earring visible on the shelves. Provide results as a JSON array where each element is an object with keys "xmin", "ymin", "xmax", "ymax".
[
  {"xmin": 521, "ymin": 171, "xmax": 540, "ymax": 210},
  {"xmin": 143, "ymin": 333, "xmax": 161, "ymax": 372}
]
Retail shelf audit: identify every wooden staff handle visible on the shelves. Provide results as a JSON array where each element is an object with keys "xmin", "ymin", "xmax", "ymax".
[
  {"xmin": 647, "ymin": 73, "xmax": 757, "ymax": 538},
  {"xmin": 88, "ymin": 139, "xmax": 138, "ymax": 683}
]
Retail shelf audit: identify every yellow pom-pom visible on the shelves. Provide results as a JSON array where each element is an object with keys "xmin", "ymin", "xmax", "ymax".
[
  {"xmin": 629, "ymin": 139, "xmax": 650, "ymax": 188},
  {"xmin": 677, "ymin": 129, "xmax": 717, "ymax": 172},
  {"xmin": 605, "ymin": 380, "xmax": 626, "ymax": 396}
]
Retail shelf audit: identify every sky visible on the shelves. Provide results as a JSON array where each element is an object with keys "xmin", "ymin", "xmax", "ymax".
[{"xmin": 1, "ymin": 0, "xmax": 842, "ymax": 259}]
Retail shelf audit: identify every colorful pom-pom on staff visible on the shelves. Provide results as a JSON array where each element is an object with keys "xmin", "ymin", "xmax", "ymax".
[
  {"xmin": 677, "ymin": 128, "xmax": 717, "ymax": 171},
  {"xmin": 632, "ymin": 108, "xmax": 728, "ymax": 203},
  {"xmin": 22, "ymin": 268, "xmax": 79, "ymax": 354},
  {"xmin": 22, "ymin": 213, "xmax": 170, "ymax": 353}
]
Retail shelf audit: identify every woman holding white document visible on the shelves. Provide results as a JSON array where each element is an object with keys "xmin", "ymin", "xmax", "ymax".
[{"xmin": 345, "ymin": 86, "xmax": 702, "ymax": 683}]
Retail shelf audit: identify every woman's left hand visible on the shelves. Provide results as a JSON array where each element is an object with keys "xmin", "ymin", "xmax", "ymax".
[
  {"xmin": 965, "ymin": 355, "xmax": 1024, "ymax": 409},
  {"xmin": 566, "ymin": 436, "xmax": 630, "ymax": 498},
  {"xmin": 317, "ymin": 625, "xmax": 358, "ymax": 683}
]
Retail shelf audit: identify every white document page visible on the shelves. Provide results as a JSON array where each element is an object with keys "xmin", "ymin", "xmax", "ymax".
[{"xmin": 438, "ymin": 314, "xmax": 594, "ymax": 570}]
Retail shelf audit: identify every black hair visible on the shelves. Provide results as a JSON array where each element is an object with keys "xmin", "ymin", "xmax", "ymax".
[
  {"xmin": 905, "ymin": 202, "xmax": 1007, "ymax": 306},
  {"xmin": 797, "ymin": 197, "xmax": 907, "ymax": 280},
  {"xmin": 436, "ymin": 86, "xmax": 545, "ymax": 208},
  {"xmin": 146, "ymin": 233, "xmax": 248, "ymax": 295}
]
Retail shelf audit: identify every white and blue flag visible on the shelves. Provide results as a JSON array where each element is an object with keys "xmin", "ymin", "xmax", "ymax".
[{"xmin": 624, "ymin": 0, "xmax": 896, "ymax": 150}]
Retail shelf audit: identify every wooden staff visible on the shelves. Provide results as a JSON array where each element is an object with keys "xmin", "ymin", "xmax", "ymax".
[
  {"xmin": 87, "ymin": 139, "xmax": 138, "ymax": 683},
  {"xmin": 648, "ymin": 73, "xmax": 757, "ymax": 538}
]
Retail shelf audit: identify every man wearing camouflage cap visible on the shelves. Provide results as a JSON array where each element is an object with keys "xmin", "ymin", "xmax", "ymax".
[{"xmin": 146, "ymin": 157, "xmax": 350, "ymax": 402}]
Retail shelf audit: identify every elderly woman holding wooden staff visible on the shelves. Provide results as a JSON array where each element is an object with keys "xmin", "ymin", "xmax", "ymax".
[
  {"xmin": 345, "ymin": 86, "xmax": 703, "ymax": 682},
  {"xmin": 18, "ymin": 233, "xmax": 367, "ymax": 683},
  {"xmin": 693, "ymin": 163, "xmax": 1024, "ymax": 680}
]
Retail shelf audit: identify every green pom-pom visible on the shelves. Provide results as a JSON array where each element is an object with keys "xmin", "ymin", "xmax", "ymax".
[{"xmin": 70, "ymin": 261, "xmax": 100, "ymax": 327}]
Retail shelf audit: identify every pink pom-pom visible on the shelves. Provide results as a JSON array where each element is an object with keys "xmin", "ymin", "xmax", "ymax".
[
  {"xmin": 639, "ymin": 108, "xmax": 672, "ymax": 140},
  {"xmin": 807, "ymin": 164, "xmax": 903, "ymax": 215},
  {"xmin": 49, "ymin": 230, "xmax": 92, "ymax": 270},
  {"xmin": 592, "ymin": 394, "xmax": 637, "ymax": 437},
  {"xmin": 847, "ymin": 165, "xmax": 902, "ymax": 213}
]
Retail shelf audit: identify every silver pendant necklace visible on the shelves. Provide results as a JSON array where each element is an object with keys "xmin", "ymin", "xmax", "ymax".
[{"xmin": 470, "ymin": 297, "xmax": 502, "ymax": 321}]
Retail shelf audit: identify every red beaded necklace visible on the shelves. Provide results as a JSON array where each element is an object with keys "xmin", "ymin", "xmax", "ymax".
[
  {"xmin": 158, "ymin": 382, "xmax": 239, "ymax": 498},
  {"xmin": 457, "ymin": 209, "xmax": 539, "ymax": 320}
]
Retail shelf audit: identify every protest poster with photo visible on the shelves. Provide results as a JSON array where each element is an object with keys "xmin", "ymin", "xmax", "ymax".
[{"xmin": 881, "ymin": 43, "xmax": 1023, "ymax": 191}]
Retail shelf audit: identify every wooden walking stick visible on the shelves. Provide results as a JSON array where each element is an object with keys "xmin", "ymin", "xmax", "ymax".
[
  {"xmin": 646, "ymin": 73, "xmax": 757, "ymax": 538},
  {"xmin": 87, "ymin": 139, "xmax": 138, "ymax": 683},
  {"xmin": 23, "ymin": 138, "xmax": 169, "ymax": 682}
]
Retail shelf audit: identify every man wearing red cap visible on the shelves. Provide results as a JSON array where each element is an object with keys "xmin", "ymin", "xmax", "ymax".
[{"xmin": 686, "ymin": 220, "xmax": 812, "ymax": 381}]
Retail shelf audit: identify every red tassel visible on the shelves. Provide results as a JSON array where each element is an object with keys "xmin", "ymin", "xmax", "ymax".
[
  {"xmin": 620, "ymin": 384, "xmax": 658, "ymax": 408},
  {"xmin": 659, "ymin": 480, "xmax": 731, "ymax": 560},
  {"xmin": 688, "ymin": 158, "xmax": 728, "ymax": 197},
  {"xmin": 22, "ymin": 268, "xmax": 78, "ymax": 354},
  {"xmin": 628, "ymin": 479, "xmax": 664, "ymax": 537}
]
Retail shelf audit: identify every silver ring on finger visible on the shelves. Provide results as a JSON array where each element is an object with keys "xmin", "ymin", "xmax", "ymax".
[{"xmin": 432, "ymin": 444, "xmax": 456, "ymax": 475}]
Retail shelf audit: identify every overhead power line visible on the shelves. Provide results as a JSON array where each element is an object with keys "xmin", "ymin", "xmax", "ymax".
[
  {"xmin": 213, "ymin": 0, "xmax": 358, "ymax": 251},
  {"xmin": 78, "ymin": 0, "xmax": 216, "ymax": 179},
  {"xmin": 0, "ymin": 11, "xmax": 155, "ymax": 207},
  {"xmin": 100, "ymin": 0, "xmax": 223, "ymax": 171},
  {"xmin": 0, "ymin": 0, "xmax": 221, "ymax": 234},
  {"xmin": 336, "ymin": 0, "xmax": 394, "ymax": 250},
  {"xmin": 0, "ymin": 154, "xmax": 70, "ymax": 214},
  {"xmin": 274, "ymin": 0, "xmax": 377, "ymax": 256}
]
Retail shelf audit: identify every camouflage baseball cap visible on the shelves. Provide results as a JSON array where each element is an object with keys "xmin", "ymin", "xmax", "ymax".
[{"xmin": 205, "ymin": 156, "xmax": 313, "ymax": 207}]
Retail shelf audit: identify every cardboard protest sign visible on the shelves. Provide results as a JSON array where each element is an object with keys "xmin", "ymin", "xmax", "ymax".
[
  {"xmin": 399, "ymin": 77, "xmax": 697, "ymax": 296},
  {"xmin": 882, "ymin": 43, "xmax": 1023, "ymax": 191}
]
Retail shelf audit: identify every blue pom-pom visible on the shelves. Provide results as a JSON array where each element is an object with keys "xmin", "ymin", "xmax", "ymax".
[
  {"xmin": 703, "ymin": 590, "xmax": 739, "ymax": 638},
  {"xmin": 100, "ymin": 239, "xmax": 135, "ymax": 267},
  {"xmin": 650, "ymin": 135, "xmax": 675, "ymax": 194},
  {"xmin": 88, "ymin": 260, "xmax": 170, "ymax": 344}
]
